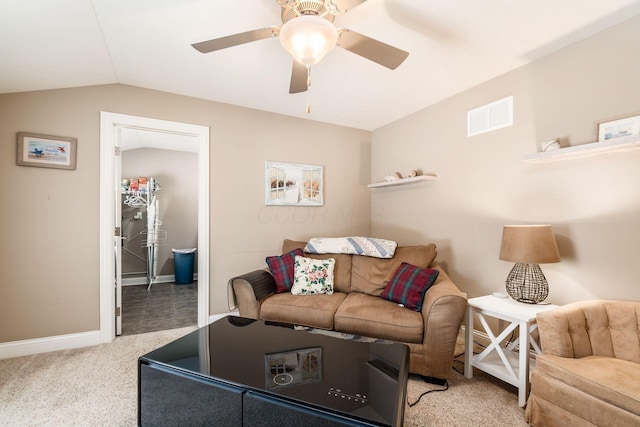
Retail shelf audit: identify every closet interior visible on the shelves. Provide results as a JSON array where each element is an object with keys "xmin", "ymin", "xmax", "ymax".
[{"xmin": 121, "ymin": 176, "xmax": 166, "ymax": 290}]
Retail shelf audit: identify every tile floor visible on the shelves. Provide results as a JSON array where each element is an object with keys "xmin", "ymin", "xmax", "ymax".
[{"xmin": 121, "ymin": 281, "xmax": 198, "ymax": 336}]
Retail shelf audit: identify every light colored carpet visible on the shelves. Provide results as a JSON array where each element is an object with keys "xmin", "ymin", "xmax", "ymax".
[{"xmin": 0, "ymin": 327, "xmax": 527, "ymax": 426}]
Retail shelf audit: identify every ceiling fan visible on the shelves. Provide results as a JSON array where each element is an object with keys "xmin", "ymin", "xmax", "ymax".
[{"xmin": 191, "ymin": 0, "xmax": 409, "ymax": 94}]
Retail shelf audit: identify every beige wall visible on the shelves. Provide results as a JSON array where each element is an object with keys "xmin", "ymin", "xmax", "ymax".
[
  {"xmin": 5, "ymin": 18, "xmax": 637, "ymax": 345},
  {"xmin": 121, "ymin": 148, "xmax": 199, "ymax": 277},
  {"xmin": 0, "ymin": 85, "xmax": 371, "ymax": 342},
  {"xmin": 371, "ymin": 16, "xmax": 640, "ymax": 305}
]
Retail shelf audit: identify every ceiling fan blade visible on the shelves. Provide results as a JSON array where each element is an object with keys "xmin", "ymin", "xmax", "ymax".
[
  {"xmin": 192, "ymin": 26, "xmax": 279, "ymax": 54},
  {"xmin": 289, "ymin": 61, "xmax": 308, "ymax": 94},
  {"xmin": 337, "ymin": 29, "xmax": 409, "ymax": 70},
  {"xmin": 334, "ymin": 0, "xmax": 368, "ymax": 11}
]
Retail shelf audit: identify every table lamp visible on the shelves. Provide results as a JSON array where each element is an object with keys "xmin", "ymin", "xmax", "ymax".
[{"xmin": 499, "ymin": 225, "xmax": 560, "ymax": 304}]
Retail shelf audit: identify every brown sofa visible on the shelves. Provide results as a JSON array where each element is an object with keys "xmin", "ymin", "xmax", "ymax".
[
  {"xmin": 525, "ymin": 300, "xmax": 640, "ymax": 426},
  {"xmin": 230, "ymin": 239, "xmax": 468, "ymax": 380}
]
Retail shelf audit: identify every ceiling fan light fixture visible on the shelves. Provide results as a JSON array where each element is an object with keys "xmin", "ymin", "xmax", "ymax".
[{"xmin": 279, "ymin": 15, "xmax": 338, "ymax": 66}]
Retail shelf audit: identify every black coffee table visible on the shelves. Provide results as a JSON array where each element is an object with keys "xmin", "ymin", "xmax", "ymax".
[{"xmin": 138, "ymin": 316, "xmax": 408, "ymax": 426}]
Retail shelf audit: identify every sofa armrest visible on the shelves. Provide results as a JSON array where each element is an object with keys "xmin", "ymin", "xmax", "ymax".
[
  {"xmin": 536, "ymin": 308, "xmax": 578, "ymax": 358},
  {"xmin": 418, "ymin": 265, "xmax": 468, "ymax": 379},
  {"xmin": 229, "ymin": 270, "xmax": 276, "ymax": 319},
  {"xmin": 422, "ymin": 264, "xmax": 467, "ymax": 321}
]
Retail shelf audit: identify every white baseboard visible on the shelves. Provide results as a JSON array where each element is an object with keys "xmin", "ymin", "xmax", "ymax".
[
  {"xmin": 122, "ymin": 273, "xmax": 199, "ymax": 286},
  {"xmin": 0, "ymin": 330, "xmax": 101, "ymax": 360},
  {"xmin": 0, "ymin": 311, "xmax": 239, "ymax": 359},
  {"xmin": 209, "ymin": 311, "xmax": 238, "ymax": 323},
  {"xmin": 460, "ymin": 325, "xmax": 492, "ymax": 347},
  {"xmin": 460, "ymin": 325, "xmax": 538, "ymax": 357}
]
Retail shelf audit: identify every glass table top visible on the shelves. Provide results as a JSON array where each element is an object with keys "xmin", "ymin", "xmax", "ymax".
[{"xmin": 141, "ymin": 316, "xmax": 409, "ymax": 425}]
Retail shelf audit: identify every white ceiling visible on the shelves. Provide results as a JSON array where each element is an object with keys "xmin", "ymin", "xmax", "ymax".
[
  {"xmin": 2, "ymin": 0, "xmax": 640, "ymax": 131},
  {"xmin": 119, "ymin": 128, "xmax": 199, "ymax": 153}
]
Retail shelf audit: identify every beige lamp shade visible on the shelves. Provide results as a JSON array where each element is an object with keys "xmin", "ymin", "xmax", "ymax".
[{"xmin": 499, "ymin": 225, "xmax": 560, "ymax": 264}]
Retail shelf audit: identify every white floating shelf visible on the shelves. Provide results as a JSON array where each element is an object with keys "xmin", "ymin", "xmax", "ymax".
[
  {"xmin": 524, "ymin": 135, "xmax": 640, "ymax": 163},
  {"xmin": 368, "ymin": 175, "xmax": 439, "ymax": 188}
]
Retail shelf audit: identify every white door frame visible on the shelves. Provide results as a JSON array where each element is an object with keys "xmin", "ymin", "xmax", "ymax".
[{"xmin": 99, "ymin": 112, "xmax": 210, "ymax": 343}]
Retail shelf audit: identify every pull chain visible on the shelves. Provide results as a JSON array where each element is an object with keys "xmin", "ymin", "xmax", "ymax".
[{"xmin": 306, "ymin": 66, "xmax": 312, "ymax": 114}]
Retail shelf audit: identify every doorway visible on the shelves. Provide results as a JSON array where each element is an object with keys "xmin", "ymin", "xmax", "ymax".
[
  {"xmin": 119, "ymin": 129, "xmax": 199, "ymax": 335},
  {"xmin": 99, "ymin": 112, "xmax": 210, "ymax": 343}
]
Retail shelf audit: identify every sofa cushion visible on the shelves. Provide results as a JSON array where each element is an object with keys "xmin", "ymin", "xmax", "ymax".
[
  {"xmin": 291, "ymin": 256, "xmax": 335, "ymax": 295},
  {"xmin": 527, "ymin": 372, "xmax": 640, "ymax": 427},
  {"xmin": 380, "ymin": 263, "xmax": 439, "ymax": 311},
  {"xmin": 260, "ymin": 292, "xmax": 347, "ymax": 330},
  {"xmin": 351, "ymin": 244, "xmax": 437, "ymax": 296},
  {"xmin": 536, "ymin": 354, "xmax": 640, "ymax": 415},
  {"xmin": 334, "ymin": 293, "xmax": 424, "ymax": 343},
  {"xmin": 266, "ymin": 248, "xmax": 304, "ymax": 293},
  {"xmin": 282, "ymin": 239, "xmax": 352, "ymax": 293}
]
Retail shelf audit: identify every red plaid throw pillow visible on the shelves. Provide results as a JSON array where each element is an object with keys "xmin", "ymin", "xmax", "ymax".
[
  {"xmin": 380, "ymin": 262, "xmax": 439, "ymax": 311},
  {"xmin": 266, "ymin": 248, "xmax": 304, "ymax": 293}
]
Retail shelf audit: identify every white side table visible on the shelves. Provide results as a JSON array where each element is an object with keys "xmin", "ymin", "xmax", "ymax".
[{"xmin": 464, "ymin": 295, "xmax": 558, "ymax": 407}]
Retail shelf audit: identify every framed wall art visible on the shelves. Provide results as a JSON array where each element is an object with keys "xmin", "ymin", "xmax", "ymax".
[
  {"xmin": 596, "ymin": 114, "xmax": 640, "ymax": 142},
  {"xmin": 265, "ymin": 161, "xmax": 323, "ymax": 206},
  {"xmin": 17, "ymin": 132, "xmax": 77, "ymax": 170}
]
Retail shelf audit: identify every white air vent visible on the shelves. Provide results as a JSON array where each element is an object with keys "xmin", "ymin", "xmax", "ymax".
[{"xmin": 467, "ymin": 96, "xmax": 513, "ymax": 137}]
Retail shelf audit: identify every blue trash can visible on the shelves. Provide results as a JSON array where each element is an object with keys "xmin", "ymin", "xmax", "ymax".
[{"xmin": 172, "ymin": 248, "xmax": 196, "ymax": 284}]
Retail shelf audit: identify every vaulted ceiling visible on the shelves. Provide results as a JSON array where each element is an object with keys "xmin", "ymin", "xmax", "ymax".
[{"xmin": 2, "ymin": 0, "xmax": 640, "ymax": 130}]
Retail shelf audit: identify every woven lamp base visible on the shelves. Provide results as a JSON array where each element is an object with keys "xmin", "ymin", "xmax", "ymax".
[{"xmin": 505, "ymin": 263, "xmax": 548, "ymax": 304}]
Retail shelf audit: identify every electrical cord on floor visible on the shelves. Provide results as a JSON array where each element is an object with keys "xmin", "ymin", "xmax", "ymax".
[
  {"xmin": 408, "ymin": 377, "xmax": 449, "ymax": 407},
  {"xmin": 451, "ymin": 344, "xmax": 486, "ymax": 375},
  {"xmin": 408, "ymin": 339, "xmax": 498, "ymax": 406},
  {"xmin": 452, "ymin": 359, "xmax": 465, "ymax": 375}
]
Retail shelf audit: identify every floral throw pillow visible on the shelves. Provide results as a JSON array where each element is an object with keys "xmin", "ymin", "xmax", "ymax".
[
  {"xmin": 291, "ymin": 256, "xmax": 335, "ymax": 295},
  {"xmin": 380, "ymin": 262, "xmax": 439, "ymax": 311}
]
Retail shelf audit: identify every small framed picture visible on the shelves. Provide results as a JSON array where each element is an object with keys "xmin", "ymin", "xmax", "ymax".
[
  {"xmin": 596, "ymin": 114, "xmax": 640, "ymax": 142},
  {"xmin": 265, "ymin": 161, "xmax": 323, "ymax": 206},
  {"xmin": 17, "ymin": 132, "xmax": 77, "ymax": 170}
]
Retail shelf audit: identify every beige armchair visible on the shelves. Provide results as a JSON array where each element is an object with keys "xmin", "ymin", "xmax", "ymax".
[{"xmin": 525, "ymin": 300, "xmax": 640, "ymax": 426}]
